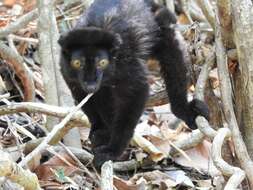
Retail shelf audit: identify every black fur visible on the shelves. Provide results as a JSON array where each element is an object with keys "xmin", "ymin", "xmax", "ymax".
[{"xmin": 59, "ymin": 0, "xmax": 209, "ymax": 168}]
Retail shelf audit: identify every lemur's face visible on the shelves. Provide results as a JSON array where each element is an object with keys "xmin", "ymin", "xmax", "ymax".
[
  {"xmin": 62, "ymin": 47, "xmax": 115, "ymax": 93},
  {"xmin": 58, "ymin": 27, "xmax": 122, "ymax": 93}
]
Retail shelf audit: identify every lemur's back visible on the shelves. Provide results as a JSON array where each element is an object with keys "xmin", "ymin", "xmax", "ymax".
[{"xmin": 75, "ymin": 0, "xmax": 158, "ymax": 61}]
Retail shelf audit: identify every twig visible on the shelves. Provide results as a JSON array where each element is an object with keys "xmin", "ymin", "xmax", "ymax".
[
  {"xmin": 194, "ymin": 49, "xmax": 215, "ymax": 100},
  {"xmin": 7, "ymin": 35, "xmax": 19, "ymax": 55},
  {"xmin": 180, "ymin": 0, "xmax": 194, "ymax": 24},
  {"xmin": 101, "ymin": 161, "xmax": 114, "ymax": 190},
  {"xmin": 6, "ymin": 140, "xmax": 93, "ymax": 163},
  {"xmin": 0, "ymin": 102, "xmax": 89, "ymax": 125},
  {"xmin": 196, "ymin": 116, "xmax": 217, "ymax": 138},
  {"xmin": 165, "ymin": 0, "xmax": 175, "ymax": 13},
  {"xmin": 59, "ymin": 142, "xmax": 99, "ymax": 185},
  {"xmin": 0, "ymin": 9, "xmax": 38, "ymax": 38},
  {"xmin": 19, "ymin": 94, "xmax": 93, "ymax": 167},
  {"xmin": 0, "ymin": 93, "xmax": 10, "ymax": 99},
  {"xmin": 196, "ymin": 0, "xmax": 215, "ymax": 29},
  {"xmin": 0, "ymin": 41, "xmax": 35, "ymax": 101},
  {"xmin": 8, "ymin": 34, "xmax": 39, "ymax": 44}
]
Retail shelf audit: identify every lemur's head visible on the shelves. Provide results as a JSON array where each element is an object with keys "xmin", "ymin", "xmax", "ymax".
[{"xmin": 58, "ymin": 27, "xmax": 122, "ymax": 93}]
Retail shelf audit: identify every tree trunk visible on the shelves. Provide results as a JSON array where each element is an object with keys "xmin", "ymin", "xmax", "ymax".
[{"xmin": 231, "ymin": 0, "xmax": 253, "ymax": 159}]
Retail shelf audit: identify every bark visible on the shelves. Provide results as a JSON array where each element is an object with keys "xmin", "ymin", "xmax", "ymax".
[
  {"xmin": 216, "ymin": 0, "xmax": 235, "ymax": 48},
  {"xmin": 37, "ymin": 0, "xmax": 82, "ymax": 148},
  {"xmin": 37, "ymin": 0, "xmax": 59, "ymax": 129},
  {"xmin": 231, "ymin": 0, "xmax": 253, "ymax": 160},
  {"xmin": 215, "ymin": 4, "xmax": 253, "ymax": 188}
]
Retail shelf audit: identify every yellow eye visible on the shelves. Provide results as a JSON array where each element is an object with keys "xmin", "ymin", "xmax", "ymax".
[
  {"xmin": 97, "ymin": 59, "xmax": 109, "ymax": 69},
  {"xmin": 71, "ymin": 60, "xmax": 81, "ymax": 69}
]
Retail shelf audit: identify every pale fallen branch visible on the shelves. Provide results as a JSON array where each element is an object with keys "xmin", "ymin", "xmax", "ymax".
[
  {"xmin": 0, "ymin": 102, "xmax": 89, "ymax": 125},
  {"xmin": 0, "ymin": 149, "xmax": 41, "ymax": 190},
  {"xmin": 113, "ymin": 159, "xmax": 140, "ymax": 172},
  {"xmin": 211, "ymin": 128, "xmax": 245, "ymax": 190},
  {"xmin": 19, "ymin": 94, "xmax": 93, "ymax": 167},
  {"xmin": 101, "ymin": 161, "xmax": 114, "ymax": 190},
  {"xmin": 0, "ymin": 101, "xmax": 90, "ymax": 147},
  {"xmin": 6, "ymin": 139, "xmax": 93, "ymax": 165},
  {"xmin": 170, "ymin": 129, "xmax": 204, "ymax": 155},
  {"xmin": 8, "ymin": 34, "xmax": 39, "ymax": 44},
  {"xmin": 196, "ymin": 116, "xmax": 217, "ymax": 138}
]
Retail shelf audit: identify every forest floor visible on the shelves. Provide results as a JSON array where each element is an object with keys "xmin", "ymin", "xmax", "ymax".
[{"xmin": 0, "ymin": 0, "xmax": 224, "ymax": 189}]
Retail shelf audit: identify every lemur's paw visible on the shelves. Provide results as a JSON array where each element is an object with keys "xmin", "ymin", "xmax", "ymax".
[
  {"xmin": 92, "ymin": 145, "xmax": 118, "ymax": 170},
  {"xmin": 186, "ymin": 99, "xmax": 209, "ymax": 129}
]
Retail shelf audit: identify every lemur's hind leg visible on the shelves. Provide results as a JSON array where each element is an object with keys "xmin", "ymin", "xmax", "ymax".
[{"xmin": 152, "ymin": 7, "xmax": 209, "ymax": 129}]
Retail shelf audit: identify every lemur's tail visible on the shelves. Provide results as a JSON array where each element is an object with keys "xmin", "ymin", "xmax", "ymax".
[{"xmin": 152, "ymin": 4, "xmax": 209, "ymax": 129}]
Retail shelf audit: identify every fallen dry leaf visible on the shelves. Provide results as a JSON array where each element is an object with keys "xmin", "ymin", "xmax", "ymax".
[
  {"xmin": 147, "ymin": 135, "xmax": 171, "ymax": 156},
  {"xmin": 130, "ymin": 170, "xmax": 178, "ymax": 189},
  {"xmin": 174, "ymin": 140, "xmax": 220, "ymax": 176},
  {"xmin": 114, "ymin": 176, "xmax": 146, "ymax": 190},
  {"xmin": 132, "ymin": 133, "xmax": 165, "ymax": 162},
  {"xmin": 34, "ymin": 151, "xmax": 79, "ymax": 181}
]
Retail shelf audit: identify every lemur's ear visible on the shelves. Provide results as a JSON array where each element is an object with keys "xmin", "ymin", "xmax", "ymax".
[
  {"xmin": 58, "ymin": 34, "xmax": 71, "ymax": 54},
  {"xmin": 58, "ymin": 34, "xmax": 66, "ymax": 47}
]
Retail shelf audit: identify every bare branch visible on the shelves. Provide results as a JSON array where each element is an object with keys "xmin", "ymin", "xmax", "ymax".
[
  {"xmin": 0, "ymin": 41, "xmax": 35, "ymax": 101},
  {"xmin": 0, "ymin": 102, "xmax": 88, "ymax": 124},
  {"xmin": 211, "ymin": 128, "xmax": 245, "ymax": 190},
  {"xmin": 196, "ymin": 0, "xmax": 215, "ymax": 29},
  {"xmin": 19, "ymin": 94, "xmax": 93, "ymax": 167},
  {"xmin": 8, "ymin": 34, "xmax": 39, "ymax": 44},
  {"xmin": 194, "ymin": 49, "xmax": 215, "ymax": 100},
  {"xmin": 101, "ymin": 161, "xmax": 114, "ymax": 190},
  {"xmin": 0, "ymin": 9, "xmax": 38, "ymax": 38}
]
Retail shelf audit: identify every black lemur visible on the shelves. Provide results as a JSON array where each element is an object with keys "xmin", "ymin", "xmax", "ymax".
[{"xmin": 58, "ymin": 0, "xmax": 209, "ymax": 167}]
